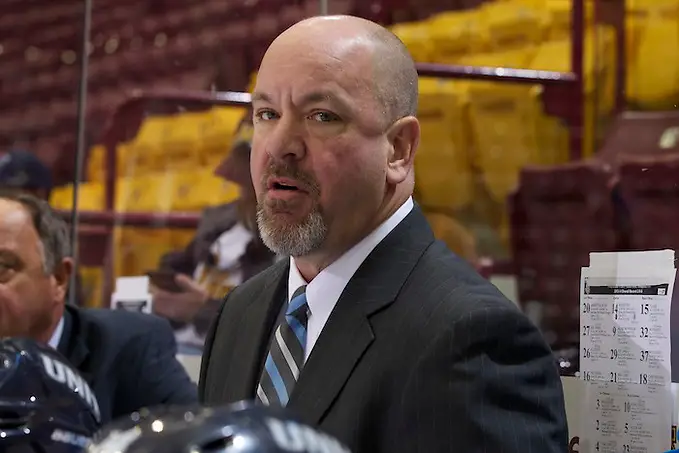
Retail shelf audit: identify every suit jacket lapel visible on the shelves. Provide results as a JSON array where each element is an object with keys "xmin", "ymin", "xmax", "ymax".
[
  {"xmin": 288, "ymin": 207, "xmax": 435, "ymax": 424},
  {"xmin": 217, "ymin": 260, "xmax": 289, "ymax": 402},
  {"xmin": 58, "ymin": 305, "xmax": 92, "ymax": 382}
]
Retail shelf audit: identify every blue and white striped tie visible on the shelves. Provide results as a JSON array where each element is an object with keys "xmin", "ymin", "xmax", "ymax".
[{"xmin": 256, "ymin": 286, "xmax": 309, "ymax": 406}]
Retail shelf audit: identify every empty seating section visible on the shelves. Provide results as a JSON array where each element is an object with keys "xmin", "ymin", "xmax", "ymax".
[
  {"xmin": 509, "ymin": 162, "xmax": 621, "ymax": 347},
  {"xmin": 626, "ymin": 0, "xmax": 679, "ymax": 109},
  {"xmin": 617, "ymin": 155, "xmax": 679, "ymax": 252},
  {"xmin": 5, "ymin": 0, "xmax": 679, "ymax": 331}
]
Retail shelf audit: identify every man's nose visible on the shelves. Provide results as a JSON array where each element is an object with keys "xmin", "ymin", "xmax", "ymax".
[{"xmin": 264, "ymin": 118, "xmax": 306, "ymax": 162}]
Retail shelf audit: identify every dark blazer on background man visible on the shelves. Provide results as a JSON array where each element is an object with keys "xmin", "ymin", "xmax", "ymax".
[
  {"xmin": 199, "ymin": 207, "xmax": 569, "ymax": 453},
  {"xmin": 58, "ymin": 304, "xmax": 198, "ymax": 423}
]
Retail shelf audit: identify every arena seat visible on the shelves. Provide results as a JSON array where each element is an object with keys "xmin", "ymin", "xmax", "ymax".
[
  {"xmin": 460, "ymin": 48, "xmax": 542, "ymax": 203},
  {"xmin": 617, "ymin": 154, "xmax": 679, "ymax": 252},
  {"xmin": 157, "ymin": 114, "xmax": 209, "ymax": 170},
  {"xmin": 598, "ymin": 110, "xmax": 679, "ymax": 164},
  {"xmin": 123, "ymin": 117, "xmax": 168, "ymax": 174},
  {"xmin": 170, "ymin": 168, "xmax": 240, "ymax": 213},
  {"xmin": 50, "ymin": 182, "xmax": 105, "ymax": 211},
  {"xmin": 626, "ymin": 0, "xmax": 679, "ymax": 109},
  {"xmin": 426, "ymin": 9, "xmax": 486, "ymax": 63},
  {"xmin": 509, "ymin": 161, "xmax": 620, "ymax": 348},
  {"xmin": 112, "ymin": 173, "xmax": 176, "ymax": 277},
  {"xmin": 480, "ymin": 0, "xmax": 544, "ymax": 53},
  {"xmin": 415, "ymin": 77, "xmax": 474, "ymax": 213},
  {"xmin": 529, "ymin": 25, "xmax": 617, "ymax": 158},
  {"xmin": 203, "ymin": 106, "xmax": 249, "ymax": 166}
]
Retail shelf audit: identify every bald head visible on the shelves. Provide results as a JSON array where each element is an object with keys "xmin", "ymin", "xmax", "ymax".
[{"xmin": 264, "ymin": 15, "xmax": 419, "ymax": 125}]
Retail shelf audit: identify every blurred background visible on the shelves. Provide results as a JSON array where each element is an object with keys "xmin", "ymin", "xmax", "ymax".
[{"xmin": 1, "ymin": 0, "xmax": 676, "ymax": 354}]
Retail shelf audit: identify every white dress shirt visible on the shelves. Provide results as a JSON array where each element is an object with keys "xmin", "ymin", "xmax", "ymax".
[
  {"xmin": 287, "ymin": 196, "xmax": 414, "ymax": 360},
  {"xmin": 48, "ymin": 315, "xmax": 65, "ymax": 349}
]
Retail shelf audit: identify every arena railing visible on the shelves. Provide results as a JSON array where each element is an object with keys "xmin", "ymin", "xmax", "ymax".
[{"xmin": 60, "ymin": 0, "xmax": 626, "ymax": 306}]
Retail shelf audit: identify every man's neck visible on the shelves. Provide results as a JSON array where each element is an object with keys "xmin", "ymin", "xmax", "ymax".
[{"xmin": 294, "ymin": 193, "xmax": 410, "ymax": 282}]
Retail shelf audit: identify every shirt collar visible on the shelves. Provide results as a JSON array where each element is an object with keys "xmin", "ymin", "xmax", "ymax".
[{"xmin": 48, "ymin": 316, "xmax": 65, "ymax": 350}]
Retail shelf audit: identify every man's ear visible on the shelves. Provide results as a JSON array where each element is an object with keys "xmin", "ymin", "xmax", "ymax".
[
  {"xmin": 51, "ymin": 257, "xmax": 73, "ymax": 302},
  {"xmin": 386, "ymin": 116, "xmax": 420, "ymax": 185}
]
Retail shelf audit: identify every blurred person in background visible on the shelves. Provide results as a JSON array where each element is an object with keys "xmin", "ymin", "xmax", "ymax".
[
  {"xmin": 0, "ymin": 191, "xmax": 197, "ymax": 423},
  {"xmin": 150, "ymin": 112, "xmax": 276, "ymax": 354},
  {"xmin": 0, "ymin": 149, "xmax": 53, "ymax": 200}
]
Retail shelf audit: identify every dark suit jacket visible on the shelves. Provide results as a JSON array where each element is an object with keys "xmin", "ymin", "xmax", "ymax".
[
  {"xmin": 199, "ymin": 207, "xmax": 568, "ymax": 453},
  {"xmin": 58, "ymin": 305, "xmax": 198, "ymax": 423}
]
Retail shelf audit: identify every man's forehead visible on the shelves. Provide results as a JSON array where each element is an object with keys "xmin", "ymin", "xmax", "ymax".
[
  {"xmin": 258, "ymin": 35, "xmax": 375, "ymax": 92},
  {"xmin": 0, "ymin": 200, "xmax": 30, "ymax": 227},
  {"xmin": 0, "ymin": 201, "xmax": 34, "ymax": 242},
  {"xmin": 254, "ymin": 61, "xmax": 376, "ymax": 113}
]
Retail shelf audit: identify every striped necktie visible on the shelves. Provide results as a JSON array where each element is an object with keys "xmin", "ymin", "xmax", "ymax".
[{"xmin": 256, "ymin": 286, "xmax": 309, "ymax": 406}]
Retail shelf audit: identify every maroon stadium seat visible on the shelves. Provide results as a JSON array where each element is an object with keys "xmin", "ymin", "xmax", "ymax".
[
  {"xmin": 617, "ymin": 154, "xmax": 679, "ymax": 252},
  {"xmin": 509, "ymin": 161, "xmax": 621, "ymax": 348}
]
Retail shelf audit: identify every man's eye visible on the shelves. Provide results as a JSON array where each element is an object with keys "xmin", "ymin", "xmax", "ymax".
[
  {"xmin": 256, "ymin": 110, "xmax": 278, "ymax": 121},
  {"xmin": 0, "ymin": 265, "xmax": 14, "ymax": 282},
  {"xmin": 309, "ymin": 111, "xmax": 340, "ymax": 123}
]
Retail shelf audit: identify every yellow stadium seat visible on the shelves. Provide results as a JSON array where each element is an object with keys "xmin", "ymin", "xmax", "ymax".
[
  {"xmin": 126, "ymin": 117, "xmax": 171, "ymax": 174},
  {"xmin": 202, "ymin": 107, "xmax": 247, "ymax": 167},
  {"xmin": 170, "ymin": 164, "xmax": 242, "ymax": 257},
  {"xmin": 543, "ymin": 0, "xmax": 596, "ymax": 40},
  {"xmin": 457, "ymin": 49, "xmax": 545, "ymax": 205},
  {"xmin": 49, "ymin": 186, "xmax": 72, "ymax": 210},
  {"xmin": 479, "ymin": 0, "xmax": 543, "ymax": 53},
  {"xmin": 248, "ymin": 72, "xmax": 258, "ymax": 92},
  {"xmin": 427, "ymin": 10, "xmax": 487, "ymax": 63},
  {"xmin": 49, "ymin": 182, "xmax": 104, "ymax": 211},
  {"xmin": 79, "ymin": 266, "xmax": 104, "ymax": 308},
  {"xmin": 86, "ymin": 144, "xmax": 132, "ymax": 182},
  {"xmin": 529, "ymin": 26, "xmax": 617, "ymax": 158},
  {"xmin": 415, "ymin": 78, "xmax": 474, "ymax": 212},
  {"xmin": 162, "ymin": 112, "xmax": 209, "ymax": 170},
  {"xmin": 626, "ymin": 0, "xmax": 679, "ymax": 109},
  {"xmin": 466, "ymin": 82, "xmax": 543, "ymax": 204},
  {"xmin": 114, "ymin": 173, "xmax": 175, "ymax": 213},
  {"xmin": 86, "ymin": 145, "xmax": 106, "ymax": 182},
  {"xmin": 391, "ymin": 21, "xmax": 435, "ymax": 63},
  {"xmin": 171, "ymin": 167, "xmax": 241, "ymax": 212},
  {"xmin": 113, "ymin": 226, "xmax": 174, "ymax": 278},
  {"xmin": 113, "ymin": 173, "xmax": 176, "ymax": 277}
]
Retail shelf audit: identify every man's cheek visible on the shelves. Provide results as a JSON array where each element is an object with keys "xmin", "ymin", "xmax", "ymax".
[{"xmin": 0, "ymin": 296, "xmax": 25, "ymax": 335}]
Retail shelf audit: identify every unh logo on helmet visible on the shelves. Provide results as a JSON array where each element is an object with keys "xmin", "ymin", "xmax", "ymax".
[
  {"xmin": 266, "ymin": 417, "xmax": 350, "ymax": 453},
  {"xmin": 38, "ymin": 352, "xmax": 101, "ymax": 422}
]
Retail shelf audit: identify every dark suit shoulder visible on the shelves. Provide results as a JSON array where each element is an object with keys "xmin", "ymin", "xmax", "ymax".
[
  {"xmin": 80, "ymin": 308, "xmax": 175, "ymax": 342},
  {"xmin": 411, "ymin": 240, "xmax": 519, "ymax": 317},
  {"xmin": 225, "ymin": 259, "xmax": 288, "ymax": 303}
]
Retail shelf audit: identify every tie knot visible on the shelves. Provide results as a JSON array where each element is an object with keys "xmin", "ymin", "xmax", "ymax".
[{"xmin": 287, "ymin": 285, "xmax": 308, "ymax": 318}]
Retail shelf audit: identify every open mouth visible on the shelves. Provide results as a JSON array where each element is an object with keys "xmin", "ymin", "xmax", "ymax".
[
  {"xmin": 268, "ymin": 178, "xmax": 305, "ymax": 192},
  {"xmin": 272, "ymin": 182, "xmax": 298, "ymax": 191}
]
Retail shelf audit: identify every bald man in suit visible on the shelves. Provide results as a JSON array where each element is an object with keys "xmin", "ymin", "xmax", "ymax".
[{"xmin": 200, "ymin": 15, "xmax": 568, "ymax": 453}]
